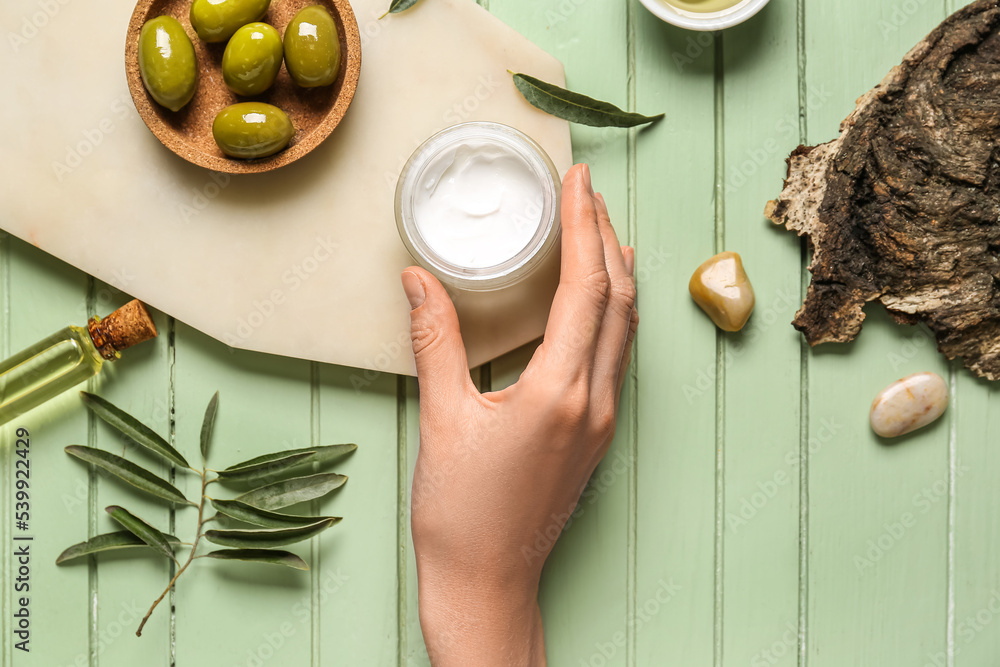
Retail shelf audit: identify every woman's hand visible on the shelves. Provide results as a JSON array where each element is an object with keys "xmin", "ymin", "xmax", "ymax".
[{"xmin": 402, "ymin": 163, "xmax": 639, "ymax": 666}]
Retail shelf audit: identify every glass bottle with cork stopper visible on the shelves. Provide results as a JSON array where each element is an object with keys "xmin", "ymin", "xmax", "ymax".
[{"xmin": 0, "ymin": 300, "xmax": 158, "ymax": 426}]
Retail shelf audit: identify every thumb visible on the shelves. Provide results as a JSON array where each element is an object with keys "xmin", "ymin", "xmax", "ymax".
[{"xmin": 401, "ymin": 267, "xmax": 476, "ymax": 404}]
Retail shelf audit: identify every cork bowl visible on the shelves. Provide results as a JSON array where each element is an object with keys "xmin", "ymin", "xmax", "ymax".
[{"xmin": 125, "ymin": 0, "xmax": 361, "ymax": 174}]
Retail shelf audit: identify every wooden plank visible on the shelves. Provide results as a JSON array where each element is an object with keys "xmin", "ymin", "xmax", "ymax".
[
  {"xmin": 718, "ymin": 3, "xmax": 804, "ymax": 665},
  {"xmin": 90, "ymin": 292, "xmax": 173, "ymax": 666},
  {"xmin": 944, "ymin": 2, "xmax": 1000, "ymax": 666},
  {"xmin": 632, "ymin": 8, "xmax": 719, "ymax": 665},
  {"xmin": 171, "ymin": 325, "xmax": 314, "ymax": 667},
  {"xmin": 4, "ymin": 238, "xmax": 92, "ymax": 666},
  {"xmin": 316, "ymin": 364, "xmax": 400, "ymax": 665},
  {"xmin": 403, "ymin": 377, "xmax": 424, "ymax": 666},
  {"xmin": 952, "ymin": 372, "xmax": 1000, "ymax": 667},
  {"xmin": 475, "ymin": 0, "xmax": 634, "ymax": 664},
  {"xmin": 803, "ymin": 2, "xmax": 952, "ymax": 664}
]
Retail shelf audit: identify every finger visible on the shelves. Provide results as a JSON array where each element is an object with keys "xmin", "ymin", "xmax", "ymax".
[
  {"xmin": 536, "ymin": 164, "xmax": 609, "ymax": 379},
  {"xmin": 616, "ymin": 306, "xmax": 640, "ymax": 400},
  {"xmin": 596, "ymin": 195, "xmax": 629, "ymax": 280},
  {"xmin": 622, "ymin": 245, "xmax": 635, "ymax": 276},
  {"xmin": 591, "ymin": 195, "xmax": 637, "ymax": 396},
  {"xmin": 402, "ymin": 267, "xmax": 478, "ymax": 409},
  {"xmin": 616, "ymin": 247, "xmax": 638, "ymax": 399}
]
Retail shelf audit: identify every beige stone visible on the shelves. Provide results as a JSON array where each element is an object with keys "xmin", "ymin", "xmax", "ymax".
[
  {"xmin": 870, "ymin": 372, "xmax": 948, "ymax": 438},
  {"xmin": 689, "ymin": 251, "xmax": 755, "ymax": 332}
]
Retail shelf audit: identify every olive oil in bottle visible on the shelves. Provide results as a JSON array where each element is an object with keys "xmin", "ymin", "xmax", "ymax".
[
  {"xmin": 665, "ymin": 0, "xmax": 748, "ymax": 13},
  {"xmin": 0, "ymin": 300, "xmax": 157, "ymax": 426}
]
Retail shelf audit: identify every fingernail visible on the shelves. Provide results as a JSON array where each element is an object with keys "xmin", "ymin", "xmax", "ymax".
[
  {"xmin": 581, "ymin": 164, "xmax": 593, "ymax": 194},
  {"xmin": 401, "ymin": 271, "xmax": 425, "ymax": 310},
  {"xmin": 595, "ymin": 192, "xmax": 607, "ymax": 209},
  {"xmin": 623, "ymin": 247, "xmax": 635, "ymax": 275}
]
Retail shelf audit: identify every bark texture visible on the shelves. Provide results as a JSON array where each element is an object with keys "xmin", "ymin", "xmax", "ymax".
[{"xmin": 766, "ymin": 0, "xmax": 1000, "ymax": 380}]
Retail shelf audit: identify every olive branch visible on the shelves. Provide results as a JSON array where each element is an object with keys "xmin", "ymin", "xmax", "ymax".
[{"xmin": 55, "ymin": 391, "xmax": 355, "ymax": 637}]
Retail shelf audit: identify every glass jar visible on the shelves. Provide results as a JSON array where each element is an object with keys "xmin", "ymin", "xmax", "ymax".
[{"xmin": 395, "ymin": 122, "xmax": 561, "ymax": 292}]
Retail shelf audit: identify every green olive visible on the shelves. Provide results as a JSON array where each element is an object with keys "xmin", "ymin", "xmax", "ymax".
[
  {"xmin": 283, "ymin": 5, "xmax": 342, "ymax": 88},
  {"xmin": 222, "ymin": 23, "xmax": 282, "ymax": 96},
  {"xmin": 190, "ymin": 0, "xmax": 270, "ymax": 43},
  {"xmin": 213, "ymin": 103, "xmax": 294, "ymax": 159},
  {"xmin": 138, "ymin": 16, "xmax": 197, "ymax": 112}
]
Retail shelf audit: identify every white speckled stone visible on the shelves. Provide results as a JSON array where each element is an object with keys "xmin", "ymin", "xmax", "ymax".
[{"xmin": 870, "ymin": 372, "xmax": 948, "ymax": 438}]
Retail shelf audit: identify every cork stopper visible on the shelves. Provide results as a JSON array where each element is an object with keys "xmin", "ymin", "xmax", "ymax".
[{"xmin": 88, "ymin": 300, "xmax": 158, "ymax": 360}]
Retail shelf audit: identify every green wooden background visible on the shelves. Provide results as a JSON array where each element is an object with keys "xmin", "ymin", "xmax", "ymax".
[{"xmin": 3, "ymin": 0, "xmax": 999, "ymax": 665}]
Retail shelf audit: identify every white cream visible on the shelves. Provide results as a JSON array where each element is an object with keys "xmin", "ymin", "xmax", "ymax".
[{"xmin": 412, "ymin": 141, "xmax": 544, "ymax": 269}]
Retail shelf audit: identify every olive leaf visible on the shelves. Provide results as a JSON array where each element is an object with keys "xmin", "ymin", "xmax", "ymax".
[
  {"xmin": 227, "ymin": 443, "xmax": 356, "ymax": 470},
  {"xmin": 511, "ymin": 72, "xmax": 664, "ymax": 128},
  {"xmin": 106, "ymin": 506, "xmax": 176, "ymax": 562},
  {"xmin": 65, "ymin": 446, "xmax": 191, "ymax": 506},
  {"xmin": 205, "ymin": 549, "xmax": 309, "ymax": 571},
  {"xmin": 59, "ymin": 389, "xmax": 361, "ymax": 638},
  {"xmin": 216, "ymin": 452, "xmax": 318, "ymax": 485},
  {"xmin": 205, "ymin": 518, "xmax": 339, "ymax": 549},
  {"xmin": 56, "ymin": 531, "xmax": 182, "ymax": 565},
  {"xmin": 235, "ymin": 473, "xmax": 348, "ymax": 511},
  {"xmin": 211, "ymin": 499, "xmax": 342, "ymax": 529},
  {"xmin": 200, "ymin": 392, "xmax": 219, "ymax": 463},
  {"xmin": 80, "ymin": 392, "xmax": 191, "ymax": 469},
  {"xmin": 380, "ymin": 0, "xmax": 422, "ymax": 18},
  {"xmin": 219, "ymin": 444, "xmax": 356, "ymax": 484}
]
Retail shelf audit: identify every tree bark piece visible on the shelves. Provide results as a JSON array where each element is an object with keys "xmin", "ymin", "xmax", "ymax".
[{"xmin": 766, "ymin": 0, "xmax": 1000, "ymax": 380}]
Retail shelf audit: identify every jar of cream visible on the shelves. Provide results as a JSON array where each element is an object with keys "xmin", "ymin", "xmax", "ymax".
[{"xmin": 395, "ymin": 122, "xmax": 561, "ymax": 292}]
